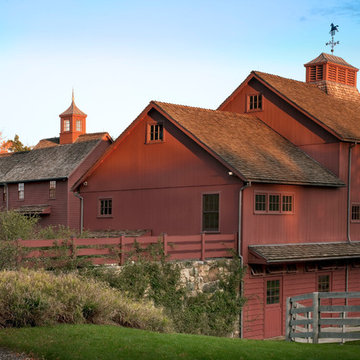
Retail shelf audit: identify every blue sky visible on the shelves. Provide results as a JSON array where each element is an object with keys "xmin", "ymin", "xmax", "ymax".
[{"xmin": 1, "ymin": 0, "xmax": 359, "ymax": 145}]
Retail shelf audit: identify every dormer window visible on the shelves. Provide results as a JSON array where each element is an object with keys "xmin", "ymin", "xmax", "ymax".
[
  {"xmin": 147, "ymin": 123, "xmax": 164, "ymax": 143},
  {"xmin": 64, "ymin": 120, "xmax": 70, "ymax": 132},
  {"xmin": 248, "ymin": 94, "xmax": 263, "ymax": 111},
  {"xmin": 76, "ymin": 120, "xmax": 82, "ymax": 132}
]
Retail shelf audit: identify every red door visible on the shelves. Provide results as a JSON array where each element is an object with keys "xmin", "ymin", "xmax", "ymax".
[{"xmin": 264, "ymin": 278, "xmax": 282, "ymax": 338}]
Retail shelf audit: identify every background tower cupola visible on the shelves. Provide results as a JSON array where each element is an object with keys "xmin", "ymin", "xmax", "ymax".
[
  {"xmin": 304, "ymin": 53, "xmax": 359, "ymax": 100},
  {"xmin": 59, "ymin": 91, "xmax": 87, "ymax": 144}
]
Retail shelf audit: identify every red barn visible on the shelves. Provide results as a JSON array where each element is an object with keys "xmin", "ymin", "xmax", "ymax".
[
  {"xmin": 73, "ymin": 53, "xmax": 360, "ymax": 339},
  {"xmin": 0, "ymin": 95, "xmax": 112, "ymax": 230}
]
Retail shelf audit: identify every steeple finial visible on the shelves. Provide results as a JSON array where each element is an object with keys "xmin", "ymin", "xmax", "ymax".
[
  {"xmin": 72, "ymin": 88, "xmax": 75, "ymax": 103},
  {"xmin": 326, "ymin": 23, "xmax": 339, "ymax": 53}
]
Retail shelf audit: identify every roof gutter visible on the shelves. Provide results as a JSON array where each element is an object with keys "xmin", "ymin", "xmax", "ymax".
[
  {"xmin": 347, "ymin": 142, "xmax": 356, "ymax": 243},
  {"xmin": 238, "ymin": 181, "xmax": 251, "ymax": 339}
]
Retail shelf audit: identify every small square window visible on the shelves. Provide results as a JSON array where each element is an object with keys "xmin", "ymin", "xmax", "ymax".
[
  {"xmin": 49, "ymin": 181, "xmax": 56, "ymax": 199},
  {"xmin": 99, "ymin": 199, "xmax": 112, "ymax": 216},
  {"xmin": 318, "ymin": 274, "xmax": 330, "ymax": 292},
  {"xmin": 248, "ymin": 94, "xmax": 262, "ymax": 111},
  {"xmin": 266, "ymin": 279, "xmax": 280, "ymax": 304},
  {"xmin": 202, "ymin": 193, "xmax": 219, "ymax": 232},
  {"xmin": 352, "ymin": 204, "xmax": 360, "ymax": 221},
  {"xmin": 18, "ymin": 183, "xmax": 24, "ymax": 200},
  {"xmin": 148, "ymin": 123, "xmax": 164, "ymax": 142}
]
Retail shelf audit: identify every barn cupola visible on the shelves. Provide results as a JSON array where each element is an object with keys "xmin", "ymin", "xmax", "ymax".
[
  {"xmin": 304, "ymin": 53, "xmax": 359, "ymax": 100},
  {"xmin": 59, "ymin": 90, "xmax": 87, "ymax": 144}
]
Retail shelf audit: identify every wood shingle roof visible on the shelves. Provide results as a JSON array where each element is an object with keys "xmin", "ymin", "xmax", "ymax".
[
  {"xmin": 0, "ymin": 137, "xmax": 104, "ymax": 183},
  {"xmin": 253, "ymin": 71, "xmax": 360, "ymax": 141},
  {"xmin": 249, "ymin": 242, "xmax": 360, "ymax": 263},
  {"xmin": 153, "ymin": 101, "xmax": 343, "ymax": 187}
]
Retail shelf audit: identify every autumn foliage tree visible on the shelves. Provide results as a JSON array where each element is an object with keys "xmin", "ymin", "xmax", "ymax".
[{"xmin": 0, "ymin": 133, "xmax": 31, "ymax": 153}]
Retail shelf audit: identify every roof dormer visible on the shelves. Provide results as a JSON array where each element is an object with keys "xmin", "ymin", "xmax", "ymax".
[
  {"xmin": 59, "ymin": 91, "xmax": 87, "ymax": 144},
  {"xmin": 304, "ymin": 53, "xmax": 359, "ymax": 100}
]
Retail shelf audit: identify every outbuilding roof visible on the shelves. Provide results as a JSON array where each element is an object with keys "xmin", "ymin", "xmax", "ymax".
[
  {"xmin": 152, "ymin": 101, "xmax": 343, "ymax": 187},
  {"xmin": 248, "ymin": 242, "xmax": 360, "ymax": 263},
  {"xmin": 0, "ymin": 135, "xmax": 107, "ymax": 183}
]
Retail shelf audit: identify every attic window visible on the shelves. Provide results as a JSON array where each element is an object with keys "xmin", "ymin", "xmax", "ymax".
[
  {"xmin": 248, "ymin": 94, "xmax": 262, "ymax": 111},
  {"xmin": 147, "ymin": 123, "xmax": 164, "ymax": 143}
]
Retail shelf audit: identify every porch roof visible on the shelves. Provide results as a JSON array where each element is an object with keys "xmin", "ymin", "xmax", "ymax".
[
  {"xmin": 14, "ymin": 204, "xmax": 51, "ymax": 216},
  {"xmin": 248, "ymin": 242, "xmax": 360, "ymax": 264}
]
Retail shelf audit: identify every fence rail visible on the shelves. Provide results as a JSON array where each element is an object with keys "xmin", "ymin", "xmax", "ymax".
[
  {"xmin": 18, "ymin": 233, "xmax": 237, "ymax": 266},
  {"xmin": 286, "ymin": 292, "xmax": 360, "ymax": 343}
]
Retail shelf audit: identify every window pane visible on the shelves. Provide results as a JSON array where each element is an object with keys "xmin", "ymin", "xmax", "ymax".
[
  {"xmin": 100, "ymin": 199, "xmax": 112, "ymax": 216},
  {"xmin": 255, "ymin": 194, "xmax": 266, "ymax": 211},
  {"xmin": 202, "ymin": 194, "xmax": 219, "ymax": 231},
  {"xmin": 269, "ymin": 195, "xmax": 280, "ymax": 212},
  {"xmin": 352, "ymin": 205, "xmax": 360, "ymax": 220},
  {"xmin": 282, "ymin": 195, "xmax": 292, "ymax": 212},
  {"xmin": 318, "ymin": 275, "xmax": 330, "ymax": 292},
  {"xmin": 266, "ymin": 280, "xmax": 280, "ymax": 304}
]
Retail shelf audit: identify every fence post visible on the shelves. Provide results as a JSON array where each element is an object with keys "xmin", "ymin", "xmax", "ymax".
[
  {"xmin": 313, "ymin": 292, "xmax": 319, "ymax": 344},
  {"xmin": 163, "ymin": 233, "xmax": 168, "ymax": 256},
  {"xmin": 285, "ymin": 297, "xmax": 291, "ymax": 341},
  {"xmin": 120, "ymin": 235, "xmax": 124, "ymax": 265},
  {"xmin": 201, "ymin": 233, "xmax": 205, "ymax": 261}
]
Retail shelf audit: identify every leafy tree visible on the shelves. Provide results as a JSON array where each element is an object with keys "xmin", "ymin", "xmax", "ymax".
[{"xmin": 7, "ymin": 134, "xmax": 31, "ymax": 152}]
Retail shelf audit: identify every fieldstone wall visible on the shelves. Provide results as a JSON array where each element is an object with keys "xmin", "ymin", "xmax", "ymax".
[{"xmin": 177, "ymin": 259, "xmax": 231, "ymax": 296}]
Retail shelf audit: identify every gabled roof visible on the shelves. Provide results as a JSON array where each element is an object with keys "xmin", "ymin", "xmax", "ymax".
[
  {"xmin": 249, "ymin": 242, "xmax": 360, "ymax": 263},
  {"xmin": 252, "ymin": 71, "xmax": 360, "ymax": 141},
  {"xmin": 304, "ymin": 52, "xmax": 358, "ymax": 70},
  {"xmin": 0, "ymin": 137, "xmax": 107, "ymax": 183},
  {"xmin": 153, "ymin": 101, "xmax": 343, "ymax": 186},
  {"xmin": 74, "ymin": 101, "xmax": 343, "ymax": 188}
]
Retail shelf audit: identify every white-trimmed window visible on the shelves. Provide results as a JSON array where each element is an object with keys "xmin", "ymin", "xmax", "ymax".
[
  {"xmin": 49, "ymin": 181, "xmax": 56, "ymax": 199},
  {"xmin": 76, "ymin": 120, "xmax": 82, "ymax": 132},
  {"xmin": 64, "ymin": 120, "xmax": 70, "ymax": 132},
  {"xmin": 254, "ymin": 192, "xmax": 293, "ymax": 214},
  {"xmin": 18, "ymin": 183, "xmax": 24, "ymax": 200}
]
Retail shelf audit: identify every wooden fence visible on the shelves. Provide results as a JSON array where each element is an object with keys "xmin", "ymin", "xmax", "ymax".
[
  {"xmin": 286, "ymin": 292, "xmax": 360, "ymax": 343},
  {"xmin": 18, "ymin": 233, "xmax": 237, "ymax": 266}
]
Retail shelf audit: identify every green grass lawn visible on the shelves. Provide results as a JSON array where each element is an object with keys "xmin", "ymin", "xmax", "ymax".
[{"xmin": 0, "ymin": 325, "xmax": 359, "ymax": 360}]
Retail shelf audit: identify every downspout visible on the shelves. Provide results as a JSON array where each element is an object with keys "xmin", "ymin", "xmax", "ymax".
[
  {"xmin": 347, "ymin": 143, "xmax": 356, "ymax": 243},
  {"xmin": 238, "ymin": 181, "xmax": 251, "ymax": 339},
  {"xmin": 74, "ymin": 191, "xmax": 84, "ymax": 234}
]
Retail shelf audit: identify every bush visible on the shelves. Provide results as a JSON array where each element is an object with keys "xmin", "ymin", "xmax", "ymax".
[
  {"xmin": 81, "ymin": 244, "xmax": 245, "ymax": 337},
  {"xmin": 0, "ymin": 269, "xmax": 172, "ymax": 332},
  {"xmin": 0, "ymin": 211, "xmax": 38, "ymax": 241}
]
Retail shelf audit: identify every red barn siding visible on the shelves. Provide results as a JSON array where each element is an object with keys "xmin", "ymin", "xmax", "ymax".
[
  {"xmin": 81, "ymin": 115, "xmax": 242, "ymax": 234},
  {"xmin": 6, "ymin": 180, "xmax": 68, "ymax": 227}
]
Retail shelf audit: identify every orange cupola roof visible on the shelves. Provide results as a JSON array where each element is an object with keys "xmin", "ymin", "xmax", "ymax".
[{"xmin": 59, "ymin": 90, "xmax": 87, "ymax": 144}]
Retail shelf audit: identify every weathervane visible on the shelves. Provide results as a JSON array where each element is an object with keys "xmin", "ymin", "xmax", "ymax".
[{"xmin": 326, "ymin": 23, "xmax": 339, "ymax": 53}]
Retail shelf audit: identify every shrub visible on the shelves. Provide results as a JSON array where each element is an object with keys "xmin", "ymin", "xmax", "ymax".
[
  {"xmin": 81, "ymin": 244, "xmax": 245, "ymax": 337},
  {"xmin": 0, "ymin": 269, "xmax": 172, "ymax": 332},
  {"xmin": 0, "ymin": 211, "xmax": 38, "ymax": 241}
]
